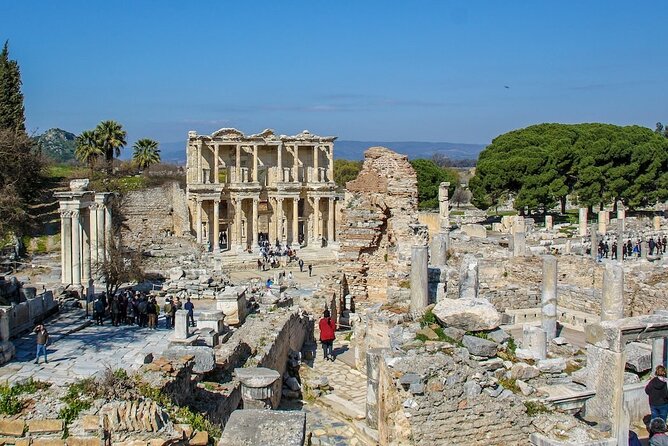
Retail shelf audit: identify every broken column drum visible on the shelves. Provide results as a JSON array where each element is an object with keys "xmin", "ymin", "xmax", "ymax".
[
  {"xmin": 366, "ymin": 348, "xmax": 387, "ymax": 429},
  {"xmin": 523, "ymin": 325, "xmax": 547, "ymax": 360},
  {"xmin": 579, "ymin": 207, "xmax": 588, "ymax": 237},
  {"xmin": 410, "ymin": 245, "xmax": 429, "ymax": 313},
  {"xmin": 590, "ymin": 223, "xmax": 598, "ymax": 261},
  {"xmin": 174, "ymin": 310, "xmax": 190, "ymax": 339},
  {"xmin": 601, "ymin": 262, "xmax": 624, "ymax": 322},
  {"xmin": 541, "ymin": 255, "xmax": 558, "ymax": 341},
  {"xmin": 236, "ymin": 367, "xmax": 282, "ymax": 410},
  {"xmin": 430, "ymin": 233, "xmax": 448, "ymax": 266},
  {"xmin": 458, "ymin": 257, "xmax": 479, "ymax": 300},
  {"xmin": 512, "ymin": 216, "xmax": 526, "ymax": 257}
]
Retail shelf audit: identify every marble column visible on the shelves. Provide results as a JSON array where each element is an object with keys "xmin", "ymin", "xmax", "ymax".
[
  {"xmin": 214, "ymin": 144, "xmax": 219, "ymax": 184},
  {"xmin": 313, "ymin": 145, "xmax": 319, "ymax": 178},
  {"xmin": 71, "ymin": 210, "xmax": 82, "ymax": 288},
  {"xmin": 653, "ymin": 338, "xmax": 666, "ymax": 370},
  {"xmin": 430, "ymin": 233, "xmax": 448, "ymax": 265},
  {"xmin": 235, "ymin": 145, "xmax": 241, "ymax": 182},
  {"xmin": 196, "ymin": 143, "xmax": 202, "ymax": 184},
  {"xmin": 277, "ymin": 143, "xmax": 283, "ymax": 174},
  {"xmin": 327, "ymin": 197, "xmax": 335, "ymax": 243},
  {"xmin": 513, "ymin": 231, "xmax": 526, "ymax": 257},
  {"xmin": 96, "ymin": 200, "xmax": 106, "ymax": 262},
  {"xmin": 617, "ymin": 204, "xmax": 625, "ymax": 221},
  {"xmin": 236, "ymin": 368, "xmax": 282, "ymax": 410},
  {"xmin": 654, "ymin": 216, "xmax": 662, "ymax": 231},
  {"xmin": 276, "ymin": 198, "xmax": 284, "ymax": 244},
  {"xmin": 213, "ymin": 199, "xmax": 220, "ymax": 252},
  {"xmin": 601, "ymin": 262, "xmax": 624, "ymax": 321},
  {"xmin": 312, "ymin": 197, "xmax": 320, "ymax": 243},
  {"xmin": 293, "ymin": 145, "xmax": 299, "ymax": 182},
  {"xmin": 252, "ymin": 198, "xmax": 259, "ymax": 248},
  {"xmin": 89, "ymin": 204, "xmax": 99, "ymax": 268},
  {"xmin": 81, "ymin": 210, "xmax": 91, "ymax": 284},
  {"xmin": 252, "ymin": 145, "xmax": 258, "ymax": 183},
  {"xmin": 439, "ymin": 182, "xmax": 450, "ymax": 231},
  {"xmin": 410, "ymin": 245, "xmax": 429, "ymax": 313},
  {"xmin": 598, "ymin": 211, "xmax": 608, "ymax": 235},
  {"xmin": 327, "ymin": 145, "xmax": 334, "ymax": 182},
  {"xmin": 641, "ymin": 236, "xmax": 647, "ymax": 260},
  {"xmin": 541, "ymin": 255, "xmax": 558, "ymax": 341},
  {"xmin": 61, "ymin": 210, "xmax": 72, "ymax": 284},
  {"xmin": 174, "ymin": 309, "xmax": 190, "ymax": 339},
  {"xmin": 579, "ymin": 208, "xmax": 588, "ymax": 237},
  {"xmin": 195, "ymin": 199, "xmax": 203, "ymax": 244},
  {"xmin": 366, "ymin": 348, "xmax": 388, "ymax": 429},
  {"xmin": 235, "ymin": 198, "xmax": 243, "ymax": 251},
  {"xmin": 292, "ymin": 198, "xmax": 299, "ymax": 247},
  {"xmin": 104, "ymin": 202, "xmax": 112, "ymax": 257},
  {"xmin": 590, "ymin": 223, "xmax": 598, "ymax": 261},
  {"xmin": 459, "ymin": 256, "xmax": 478, "ymax": 300},
  {"xmin": 545, "ymin": 215, "xmax": 553, "ymax": 231}
]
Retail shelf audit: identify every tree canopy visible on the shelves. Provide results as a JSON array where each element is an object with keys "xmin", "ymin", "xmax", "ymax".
[
  {"xmin": 96, "ymin": 120, "xmax": 127, "ymax": 172},
  {"xmin": 410, "ymin": 159, "xmax": 459, "ymax": 209},
  {"xmin": 469, "ymin": 123, "xmax": 668, "ymax": 213},
  {"xmin": 333, "ymin": 159, "xmax": 363, "ymax": 187},
  {"xmin": 0, "ymin": 41, "xmax": 25, "ymax": 134},
  {"xmin": 132, "ymin": 138, "xmax": 161, "ymax": 171}
]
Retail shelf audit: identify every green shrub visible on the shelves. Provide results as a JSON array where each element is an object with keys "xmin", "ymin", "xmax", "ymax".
[
  {"xmin": 0, "ymin": 378, "xmax": 52, "ymax": 416},
  {"xmin": 524, "ymin": 401, "xmax": 551, "ymax": 416},
  {"xmin": 420, "ymin": 309, "xmax": 437, "ymax": 327},
  {"xmin": 398, "ymin": 280, "xmax": 410, "ymax": 289},
  {"xmin": 498, "ymin": 377, "xmax": 520, "ymax": 394}
]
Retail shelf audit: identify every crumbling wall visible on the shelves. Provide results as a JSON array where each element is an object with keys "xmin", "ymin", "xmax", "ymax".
[
  {"xmin": 121, "ymin": 181, "xmax": 190, "ymax": 243},
  {"xmin": 339, "ymin": 147, "xmax": 419, "ymax": 303}
]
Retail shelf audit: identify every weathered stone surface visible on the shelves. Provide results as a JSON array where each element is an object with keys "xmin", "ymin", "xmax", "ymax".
[
  {"xmin": 162, "ymin": 346, "xmax": 215, "ymax": 374},
  {"xmin": 190, "ymin": 431, "xmax": 209, "ymax": 446},
  {"xmin": 510, "ymin": 363, "xmax": 540, "ymax": 380},
  {"xmin": 416, "ymin": 327, "xmax": 439, "ymax": 341},
  {"xmin": 537, "ymin": 358, "xmax": 567, "ymax": 373},
  {"xmin": 442, "ymin": 327, "xmax": 465, "ymax": 342},
  {"xmin": 461, "ymin": 224, "xmax": 487, "ymax": 238},
  {"xmin": 28, "ymin": 419, "xmax": 64, "ymax": 433},
  {"xmin": 487, "ymin": 328, "xmax": 510, "ymax": 344},
  {"xmin": 625, "ymin": 342, "xmax": 652, "ymax": 373},
  {"xmin": 0, "ymin": 418, "xmax": 25, "ymax": 436},
  {"xmin": 169, "ymin": 267, "xmax": 185, "ymax": 281},
  {"xmin": 219, "ymin": 409, "xmax": 306, "ymax": 446},
  {"xmin": 236, "ymin": 367, "xmax": 281, "ymax": 388},
  {"xmin": 432, "ymin": 298, "xmax": 501, "ymax": 331},
  {"xmin": 516, "ymin": 379, "xmax": 534, "ymax": 396},
  {"xmin": 461, "ymin": 335, "xmax": 498, "ymax": 357}
]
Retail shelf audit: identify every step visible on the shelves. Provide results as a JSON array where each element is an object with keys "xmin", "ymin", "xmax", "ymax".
[{"xmin": 320, "ymin": 393, "xmax": 365, "ymax": 420}]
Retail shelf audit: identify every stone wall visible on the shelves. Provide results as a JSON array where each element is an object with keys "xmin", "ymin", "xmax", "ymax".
[
  {"xmin": 339, "ymin": 147, "xmax": 419, "ymax": 303},
  {"xmin": 1, "ymin": 290, "xmax": 58, "ymax": 338},
  {"xmin": 121, "ymin": 181, "xmax": 190, "ymax": 243}
]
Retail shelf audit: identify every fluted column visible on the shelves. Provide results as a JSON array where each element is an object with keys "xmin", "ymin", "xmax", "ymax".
[
  {"xmin": 327, "ymin": 197, "xmax": 335, "ymax": 243},
  {"xmin": 213, "ymin": 199, "xmax": 220, "ymax": 252},
  {"xmin": 104, "ymin": 202, "xmax": 112, "ymax": 259},
  {"xmin": 235, "ymin": 198, "xmax": 243, "ymax": 251},
  {"xmin": 327, "ymin": 145, "xmax": 334, "ymax": 182},
  {"xmin": 71, "ymin": 210, "xmax": 81, "ymax": 287},
  {"xmin": 276, "ymin": 198, "xmax": 284, "ymax": 244},
  {"xmin": 60, "ymin": 210, "xmax": 72, "ymax": 284},
  {"xmin": 196, "ymin": 199, "xmax": 203, "ymax": 244},
  {"xmin": 81, "ymin": 210, "xmax": 91, "ymax": 284},
  {"xmin": 196, "ymin": 143, "xmax": 202, "ymax": 184},
  {"xmin": 89, "ymin": 204, "xmax": 99, "ymax": 269},
  {"xmin": 97, "ymin": 204, "xmax": 105, "ymax": 263},
  {"xmin": 292, "ymin": 198, "xmax": 299, "ymax": 248},
  {"xmin": 235, "ymin": 145, "xmax": 241, "ymax": 183},
  {"xmin": 293, "ymin": 145, "xmax": 299, "ymax": 182},
  {"xmin": 312, "ymin": 197, "xmax": 320, "ymax": 243},
  {"xmin": 252, "ymin": 145, "xmax": 258, "ymax": 182},
  {"xmin": 277, "ymin": 143, "xmax": 283, "ymax": 175},
  {"xmin": 252, "ymin": 198, "xmax": 259, "ymax": 248},
  {"xmin": 214, "ymin": 144, "xmax": 219, "ymax": 184}
]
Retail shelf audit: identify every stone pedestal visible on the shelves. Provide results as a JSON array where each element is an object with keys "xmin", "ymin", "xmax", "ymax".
[
  {"xmin": 174, "ymin": 310, "xmax": 190, "ymax": 339},
  {"xmin": 590, "ymin": 223, "xmax": 597, "ymax": 261},
  {"xmin": 458, "ymin": 256, "xmax": 478, "ymax": 300},
  {"xmin": 601, "ymin": 263, "xmax": 624, "ymax": 321},
  {"xmin": 216, "ymin": 286, "xmax": 248, "ymax": 326},
  {"xmin": 512, "ymin": 231, "xmax": 526, "ymax": 257},
  {"xmin": 366, "ymin": 348, "xmax": 387, "ymax": 429},
  {"xmin": 522, "ymin": 325, "xmax": 547, "ymax": 360},
  {"xmin": 541, "ymin": 255, "xmax": 558, "ymax": 341},
  {"xmin": 653, "ymin": 338, "xmax": 666, "ymax": 370},
  {"xmin": 545, "ymin": 215, "xmax": 553, "ymax": 231},
  {"xmin": 579, "ymin": 208, "xmax": 588, "ymax": 237},
  {"xmin": 219, "ymin": 409, "xmax": 306, "ymax": 446},
  {"xmin": 641, "ymin": 237, "xmax": 647, "ymax": 260},
  {"xmin": 430, "ymin": 232, "xmax": 448, "ymax": 266},
  {"xmin": 198, "ymin": 310, "xmax": 225, "ymax": 334},
  {"xmin": 410, "ymin": 245, "xmax": 429, "ymax": 313},
  {"xmin": 654, "ymin": 216, "xmax": 662, "ymax": 231},
  {"xmin": 236, "ymin": 367, "xmax": 281, "ymax": 409}
]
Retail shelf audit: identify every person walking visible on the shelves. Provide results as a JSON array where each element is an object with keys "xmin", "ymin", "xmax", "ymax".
[
  {"xmin": 147, "ymin": 298, "xmax": 158, "ymax": 329},
  {"xmin": 308, "ymin": 264, "xmax": 313, "ymax": 277},
  {"xmin": 318, "ymin": 309, "xmax": 336, "ymax": 361},
  {"xmin": 184, "ymin": 297, "xmax": 195, "ymax": 327},
  {"xmin": 94, "ymin": 296, "xmax": 105, "ymax": 326},
  {"xmin": 163, "ymin": 298, "xmax": 173, "ymax": 329},
  {"xmin": 34, "ymin": 324, "xmax": 48, "ymax": 364},
  {"xmin": 649, "ymin": 418, "xmax": 668, "ymax": 446},
  {"xmin": 646, "ymin": 365, "xmax": 668, "ymax": 421},
  {"xmin": 298, "ymin": 258, "xmax": 304, "ymax": 272}
]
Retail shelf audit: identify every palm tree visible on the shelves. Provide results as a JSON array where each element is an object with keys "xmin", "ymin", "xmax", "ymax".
[
  {"xmin": 95, "ymin": 120, "xmax": 127, "ymax": 173},
  {"xmin": 74, "ymin": 130, "xmax": 103, "ymax": 177},
  {"xmin": 132, "ymin": 138, "xmax": 161, "ymax": 173}
]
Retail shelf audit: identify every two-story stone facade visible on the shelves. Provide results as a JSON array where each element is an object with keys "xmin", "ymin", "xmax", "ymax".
[{"xmin": 186, "ymin": 128, "xmax": 338, "ymax": 253}]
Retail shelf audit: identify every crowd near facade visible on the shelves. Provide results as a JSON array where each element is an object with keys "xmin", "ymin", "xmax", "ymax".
[{"xmin": 185, "ymin": 128, "xmax": 338, "ymax": 253}]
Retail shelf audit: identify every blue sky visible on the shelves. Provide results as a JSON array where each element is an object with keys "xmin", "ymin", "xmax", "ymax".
[{"xmin": 2, "ymin": 1, "xmax": 666, "ymax": 147}]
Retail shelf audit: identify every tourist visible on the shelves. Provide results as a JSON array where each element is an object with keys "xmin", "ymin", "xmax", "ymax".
[
  {"xmin": 308, "ymin": 264, "xmax": 313, "ymax": 277},
  {"xmin": 110, "ymin": 295, "xmax": 121, "ymax": 327},
  {"xmin": 34, "ymin": 324, "xmax": 48, "ymax": 364},
  {"xmin": 94, "ymin": 295, "xmax": 105, "ymax": 326},
  {"xmin": 645, "ymin": 365, "xmax": 668, "ymax": 421},
  {"xmin": 170, "ymin": 298, "xmax": 177, "ymax": 329},
  {"xmin": 137, "ymin": 295, "xmax": 148, "ymax": 327},
  {"xmin": 298, "ymin": 258, "xmax": 304, "ymax": 272},
  {"xmin": 184, "ymin": 297, "xmax": 195, "ymax": 327},
  {"xmin": 147, "ymin": 297, "xmax": 158, "ymax": 329},
  {"xmin": 164, "ymin": 298, "xmax": 173, "ymax": 329},
  {"xmin": 126, "ymin": 296, "xmax": 136, "ymax": 325},
  {"xmin": 319, "ymin": 309, "xmax": 336, "ymax": 361},
  {"xmin": 649, "ymin": 418, "xmax": 668, "ymax": 445},
  {"xmin": 663, "ymin": 235, "xmax": 667, "ymax": 253}
]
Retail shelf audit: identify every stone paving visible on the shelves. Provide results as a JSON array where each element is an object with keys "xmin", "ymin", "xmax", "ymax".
[{"xmin": 0, "ymin": 300, "xmax": 217, "ymax": 385}]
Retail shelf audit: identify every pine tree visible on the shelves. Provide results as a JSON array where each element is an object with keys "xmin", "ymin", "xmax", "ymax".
[{"xmin": 0, "ymin": 41, "xmax": 26, "ymax": 133}]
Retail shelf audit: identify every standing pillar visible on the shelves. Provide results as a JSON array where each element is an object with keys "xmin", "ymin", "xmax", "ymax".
[
  {"xmin": 653, "ymin": 338, "xmax": 666, "ymax": 370},
  {"xmin": 545, "ymin": 215, "xmax": 553, "ymax": 231},
  {"xmin": 60, "ymin": 210, "xmax": 72, "ymax": 284},
  {"xmin": 327, "ymin": 197, "xmax": 335, "ymax": 243},
  {"xmin": 235, "ymin": 198, "xmax": 243, "ymax": 251},
  {"xmin": 327, "ymin": 146, "xmax": 334, "ymax": 182},
  {"xmin": 513, "ymin": 231, "xmax": 526, "ymax": 257},
  {"xmin": 235, "ymin": 145, "xmax": 241, "ymax": 183},
  {"xmin": 71, "ymin": 210, "xmax": 82, "ymax": 288},
  {"xmin": 276, "ymin": 198, "xmax": 284, "ymax": 244},
  {"xmin": 541, "ymin": 255, "xmax": 558, "ymax": 341},
  {"xmin": 439, "ymin": 182, "xmax": 450, "ymax": 232},
  {"xmin": 196, "ymin": 143, "xmax": 202, "ymax": 184},
  {"xmin": 617, "ymin": 204, "xmax": 625, "ymax": 221},
  {"xmin": 81, "ymin": 210, "xmax": 91, "ymax": 285},
  {"xmin": 598, "ymin": 211, "xmax": 608, "ymax": 235},
  {"xmin": 213, "ymin": 200, "xmax": 220, "ymax": 252},
  {"xmin": 590, "ymin": 223, "xmax": 598, "ymax": 261},
  {"xmin": 410, "ymin": 245, "xmax": 429, "ymax": 313},
  {"xmin": 458, "ymin": 256, "xmax": 479, "ymax": 300},
  {"xmin": 195, "ymin": 199, "xmax": 203, "ymax": 244},
  {"xmin": 313, "ymin": 145, "xmax": 319, "ymax": 181},
  {"xmin": 252, "ymin": 146, "xmax": 258, "ymax": 183},
  {"xmin": 252, "ymin": 199, "xmax": 259, "ymax": 248},
  {"xmin": 366, "ymin": 348, "xmax": 388, "ymax": 429},
  {"xmin": 277, "ymin": 143, "xmax": 283, "ymax": 176},
  {"xmin": 601, "ymin": 262, "xmax": 624, "ymax": 321},
  {"xmin": 292, "ymin": 198, "xmax": 299, "ymax": 248},
  {"xmin": 104, "ymin": 202, "xmax": 112, "ymax": 258},
  {"xmin": 293, "ymin": 145, "xmax": 299, "ymax": 182},
  {"xmin": 430, "ymin": 233, "xmax": 448, "ymax": 265},
  {"xmin": 522, "ymin": 325, "xmax": 547, "ymax": 360},
  {"xmin": 312, "ymin": 197, "xmax": 320, "ymax": 243},
  {"xmin": 89, "ymin": 204, "xmax": 99, "ymax": 269},
  {"xmin": 579, "ymin": 208, "xmax": 588, "ymax": 237},
  {"xmin": 654, "ymin": 216, "xmax": 662, "ymax": 231},
  {"xmin": 96, "ymin": 200, "xmax": 106, "ymax": 263},
  {"xmin": 214, "ymin": 144, "xmax": 219, "ymax": 184}
]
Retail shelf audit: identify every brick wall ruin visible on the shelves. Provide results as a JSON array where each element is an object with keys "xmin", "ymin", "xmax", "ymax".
[{"xmin": 338, "ymin": 147, "xmax": 419, "ymax": 303}]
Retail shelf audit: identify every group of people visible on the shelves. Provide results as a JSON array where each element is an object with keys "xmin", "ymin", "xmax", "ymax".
[
  {"xmin": 592, "ymin": 236, "xmax": 667, "ymax": 261},
  {"xmin": 92, "ymin": 291, "xmax": 195, "ymax": 330}
]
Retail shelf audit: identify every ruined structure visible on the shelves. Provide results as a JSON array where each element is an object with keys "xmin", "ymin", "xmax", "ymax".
[
  {"xmin": 338, "ymin": 147, "xmax": 419, "ymax": 302},
  {"xmin": 185, "ymin": 128, "xmax": 338, "ymax": 253},
  {"xmin": 54, "ymin": 179, "xmax": 114, "ymax": 295}
]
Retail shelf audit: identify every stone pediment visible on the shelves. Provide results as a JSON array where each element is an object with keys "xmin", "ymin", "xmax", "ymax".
[
  {"xmin": 211, "ymin": 128, "xmax": 246, "ymax": 138},
  {"xmin": 283, "ymin": 130, "xmax": 337, "ymax": 143},
  {"xmin": 248, "ymin": 128, "xmax": 277, "ymax": 140}
]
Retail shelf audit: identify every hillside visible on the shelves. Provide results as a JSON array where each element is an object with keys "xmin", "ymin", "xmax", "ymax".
[
  {"xmin": 34, "ymin": 128, "xmax": 77, "ymax": 163},
  {"xmin": 157, "ymin": 139, "xmax": 486, "ymax": 164}
]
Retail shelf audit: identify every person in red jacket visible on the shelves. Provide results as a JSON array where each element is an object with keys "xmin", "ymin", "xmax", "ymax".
[{"xmin": 318, "ymin": 309, "xmax": 336, "ymax": 361}]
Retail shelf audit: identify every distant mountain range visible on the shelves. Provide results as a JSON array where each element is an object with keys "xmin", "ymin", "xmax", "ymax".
[
  {"xmin": 158, "ymin": 140, "xmax": 486, "ymax": 164},
  {"xmin": 33, "ymin": 129, "xmax": 486, "ymax": 165}
]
